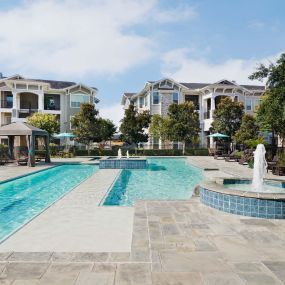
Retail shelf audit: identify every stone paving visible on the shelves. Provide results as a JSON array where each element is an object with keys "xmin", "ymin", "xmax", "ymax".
[
  {"xmin": 0, "ymin": 198, "xmax": 284, "ymax": 284},
  {"xmin": 0, "ymin": 156, "xmax": 285, "ymax": 284}
]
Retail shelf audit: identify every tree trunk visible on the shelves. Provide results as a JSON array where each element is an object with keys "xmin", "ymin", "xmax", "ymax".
[{"xmin": 87, "ymin": 143, "xmax": 91, "ymax": 156}]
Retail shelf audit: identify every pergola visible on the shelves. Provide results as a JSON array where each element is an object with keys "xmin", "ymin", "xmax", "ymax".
[{"xmin": 0, "ymin": 122, "xmax": 51, "ymax": 167}]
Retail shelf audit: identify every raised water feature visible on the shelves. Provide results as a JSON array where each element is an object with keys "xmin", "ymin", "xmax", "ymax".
[
  {"xmin": 99, "ymin": 157, "xmax": 147, "ymax": 169},
  {"xmin": 199, "ymin": 144, "xmax": 285, "ymax": 218}
]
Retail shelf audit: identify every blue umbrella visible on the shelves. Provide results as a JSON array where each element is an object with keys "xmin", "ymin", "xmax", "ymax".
[
  {"xmin": 54, "ymin": 132, "xmax": 76, "ymax": 138},
  {"xmin": 207, "ymin": 133, "xmax": 229, "ymax": 138},
  {"xmin": 54, "ymin": 133, "xmax": 76, "ymax": 150}
]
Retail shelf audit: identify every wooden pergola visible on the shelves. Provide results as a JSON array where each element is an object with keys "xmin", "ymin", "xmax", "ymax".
[{"xmin": 0, "ymin": 122, "xmax": 51, "ymax": 167}]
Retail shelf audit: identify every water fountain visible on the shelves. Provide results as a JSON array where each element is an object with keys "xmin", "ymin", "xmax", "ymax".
[
  {"xmin": 100, "ymin": 148, "xmax": 146, "ymax": 169},
  {"xmin": 252, "ymin": 144, "xmax": 268, "ymax": 192},
  {"xmin": 199, "ymin": 143, "xmax": 285, "ymax": 219},
  {"xmin": 118, "ymin": 148, "xmax": 122, "ymax": 159}
]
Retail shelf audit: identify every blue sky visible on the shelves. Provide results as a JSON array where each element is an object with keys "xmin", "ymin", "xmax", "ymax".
[{"xmin": 0, "ymin": 0, "xmax": 284, "ymax": 125}]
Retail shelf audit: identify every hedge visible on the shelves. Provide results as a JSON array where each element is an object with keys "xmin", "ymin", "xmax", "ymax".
[{"xmin": 75, "ymin": 148, "xmax": 208, "ymax": 157}]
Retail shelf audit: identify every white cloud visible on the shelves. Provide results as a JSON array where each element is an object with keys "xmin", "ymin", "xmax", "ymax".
[
  {"xmin": 155, "ymin": 4, "xmax": 197, "ymax": 23},
  {"xmin": 248, "ymin": 20, "xmax": 265, "ymax": 29},
  {"xmin": 0, "ymin": 0, "xmax": 157, "ymax": 78},
  {"xmin": 161, "ymin": 48, "xmax": 280, "ymax": 85},
  {"xmin": 99, "ymin": 103, "xmax": 124, "ymax": 127}
]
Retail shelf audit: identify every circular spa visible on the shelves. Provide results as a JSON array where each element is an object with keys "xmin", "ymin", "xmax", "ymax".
[
  {"xmin": 199, "ymin": 144, "xmax": 285, "ymax": 219},
  {"xmin": 199, "ymin": 179, "xmax": 285, "ymax": 219}
]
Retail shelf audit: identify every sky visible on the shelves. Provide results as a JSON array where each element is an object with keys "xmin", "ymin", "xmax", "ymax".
[{"xmin": 0, "ymin": 0, "xmax": 284, "ymax": 126}]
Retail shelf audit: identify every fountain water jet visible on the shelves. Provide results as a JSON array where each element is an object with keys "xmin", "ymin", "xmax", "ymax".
[
  {"xmin": 252, "ymin": 144, "xmax": 268, "ymax": 192},
  {"xmin": 126, "ymin": 150, "xmax": 129, "ymax": 159},
  {"xmin": 118, "ymin": 148, "xmax": 122, "ymax": 159}
]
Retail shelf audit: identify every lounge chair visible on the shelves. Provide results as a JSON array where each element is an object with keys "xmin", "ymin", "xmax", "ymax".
[
  {"xmin": 267, "ymin": 155, "xmax": 278, "ymax": 173},
  {"xmin": 225, "ymin": 150, "xmax": 240, "ymax": 162},
  {"xmin": 238, "ymin": 151, "xmax": 253, "ymax": 165},
  {"xmin": 208, "ymin": 148, "xmax": 216, "ymax": 156},
  {"xmin": 214, "ymin": 151, "xmax": 229, "ymax": 159},
  {"xmin": 17, "ymin": 151, "xmax": 28, "ymax": 166}
]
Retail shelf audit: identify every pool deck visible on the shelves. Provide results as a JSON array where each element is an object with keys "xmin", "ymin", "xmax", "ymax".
[{"xmin": 0, "ymin": 156, "xmax": 284, "ymax": 284}]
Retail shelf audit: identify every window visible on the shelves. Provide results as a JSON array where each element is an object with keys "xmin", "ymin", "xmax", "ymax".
[
  {"xmin": 152, "ymin": 92, "xmax": 160, "ymax": 104},
  {"xmin": 172, "ymin": 92, "xmax": 179, "ymax": 104},
  {"xmin": 139, "ymin": 97, "xmax": 144, "ymax": 108},
  {"xmin": 246, "ymin": 99, "xmax": 252, "ymax": 111},
  {"xmin": 254, "ymin": 99, "xmax": 261, "ymax": 111},
  {"xmin": 70, "ymin": 93, "xmax": 90, "ymax": 108}
]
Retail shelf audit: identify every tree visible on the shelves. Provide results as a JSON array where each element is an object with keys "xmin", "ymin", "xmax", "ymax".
[
  {"xmin": 149, "ymin": 114, "xmax": 169, "ymax": 143},
  {"xmin": 256, "ymin": 90, "xmax": 285, "ymax": 147},
  {"xmin": 211, "ymin": 97, "xmax": 244, "ymax": 141},
  {"xmin": 27, "ymin": 113, "xmax": 59, "ymax": 137},
  {"xmin": 120, "ymin": 105, "xmax": 151, "ymax": 146},
  {"xmin": 249, "ymin": 52, "xmax": 285, "ymax": 89},
  {"xmin": 234, "ymin": 114, "xmax": 259, "ymax": 145},
  {"xmin": 98, "ymin": 118, "xmax": 117, "ymax": 142},
  {"xmin": 249, "ymin": 53, "xmax": 285, "ymax": 147},
  {"xmin": 165, "ymin": 102, "xmax": 200, "ymax": 152},
  {"xmin": 71, "ymin": 103, "xmax": 116, "ymax": 154}
]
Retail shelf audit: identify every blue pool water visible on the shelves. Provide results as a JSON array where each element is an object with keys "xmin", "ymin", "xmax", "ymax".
[
  {"xmin": 103, "ymin": 158, "xmax": 202, "ymax": 206},
  {"xmin": 0, "ymin": 164, "xmax": 97, "ymax": 241}
]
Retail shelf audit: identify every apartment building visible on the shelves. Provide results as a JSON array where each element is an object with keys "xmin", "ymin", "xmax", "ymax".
[
  {"xmin": 121, "ymin": 78, "xmax": 265, "ymax": 148},
  {"xmin": 0, "ymin": 74, "xmax": 98, "ymax": 143}
]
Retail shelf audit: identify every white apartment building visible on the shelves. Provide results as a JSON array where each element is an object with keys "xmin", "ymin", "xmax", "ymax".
[
  {"xmin": 0, "ymin": 74, "xmax": 98, "ymax": 144},
  {"xmin": 121, "ymin": 78, "xmax": 265, "ymax": 148}
]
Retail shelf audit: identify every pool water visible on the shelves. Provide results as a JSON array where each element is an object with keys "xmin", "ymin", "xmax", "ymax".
[
  {"xmin": 0, "ymin": 164, "xmax": 97, "ymax": 241},
  {"xmin": 224, "ymin": 180, "xmax": 285, "ymax": 193},
  {"xmin": 103, "ymin": 158, "xmax": 202, "ymax": 206}
]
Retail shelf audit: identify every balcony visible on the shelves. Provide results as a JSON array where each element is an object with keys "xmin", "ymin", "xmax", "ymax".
[{"xmin": 44, "ymin": 94, "xmax": 60, "ymax": 111}]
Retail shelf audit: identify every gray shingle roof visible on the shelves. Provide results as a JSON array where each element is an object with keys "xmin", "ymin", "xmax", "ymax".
[
  {"xmin": 180, "ymin": 82, "xmax": 210, "ymax": 89},
  {"xmin": 240, "ymin": 84, "xmax": 265, "ymax": 91},
  {"xmin": 32, "ymin": 79, "xmax": 76, "ymax": 89},
  {"xmin": 124, "ymin": 92, "xmax": 136, "ymax": 98}
]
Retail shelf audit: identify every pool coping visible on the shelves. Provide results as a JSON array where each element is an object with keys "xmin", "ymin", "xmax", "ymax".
[
  {"xmin": 0, "ymin": 164, "xmax": 99, "ymax": 245},
  {"xmin": 99, "ymin": 169, "xmax": 123, "ymax": 206}
]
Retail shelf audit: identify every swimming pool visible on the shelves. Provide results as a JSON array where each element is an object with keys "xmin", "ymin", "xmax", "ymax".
[
  {"xmin": 0, "ymin": 164, "xmax": 97, "ymax": 241},
  {"xmin": 103, "ymin": 158, "xmax": 202, "ymax": 206}
]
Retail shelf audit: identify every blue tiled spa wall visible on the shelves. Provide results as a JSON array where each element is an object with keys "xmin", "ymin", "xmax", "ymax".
[
  {"xmin": 200, "ymin": 187, "xmax": 285, "ymax": 219},
  {"xmin": 99, "ymin": 158, "xmax": 147, "ymax": 169}
]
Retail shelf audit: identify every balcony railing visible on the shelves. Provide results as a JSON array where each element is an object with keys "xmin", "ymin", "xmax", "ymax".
[
  {"xmin": 0, "ymin": 100, "xmax": 13, "ymax": 108},
  {"xmin": 204, "ymin": 110, "xmax": 211, "ymax": 119},
  {"xmin": 20, "ymin": 102, "xmax": 38, "ymax": 110},
  {"xmin": 44, "ymin": 105, "xmax": 60, "ymax": 111}
]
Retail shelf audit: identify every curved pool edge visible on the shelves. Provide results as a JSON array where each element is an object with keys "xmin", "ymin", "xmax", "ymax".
[{"xmin": 198, "ymin": 180, "xmax": 285, "ymax": 219}]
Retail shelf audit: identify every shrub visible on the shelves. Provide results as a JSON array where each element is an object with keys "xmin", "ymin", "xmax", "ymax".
[{"xmin": 74, "ymin": 147, "xmax": 208, "ymax": 156}]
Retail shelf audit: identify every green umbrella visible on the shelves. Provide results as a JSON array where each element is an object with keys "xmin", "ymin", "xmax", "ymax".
[{"xmin": 207, "ymin": 133, "xmax": 229, "ymax": 138}]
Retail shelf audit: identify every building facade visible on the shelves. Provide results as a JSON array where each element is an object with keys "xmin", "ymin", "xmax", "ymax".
[
  {"xmin": 121, "ymin": 78, "xmax": 265, "ymax": 148},
  {"xmin": 0, "ymin": 74, "xmax": 98, "ymax": 143}
]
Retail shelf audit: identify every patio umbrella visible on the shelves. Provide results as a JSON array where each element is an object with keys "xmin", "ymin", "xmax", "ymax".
[
  {"xmin": 54, "ymin": 132, "xmax": 76, "ymax": 138},
  {"xmin": 207, "ymin": 133, "xmax": 229, "ymax": 138},
  {"xmin": 54, "ymin": 133, "xmax": 76, "ymax": 150}
]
